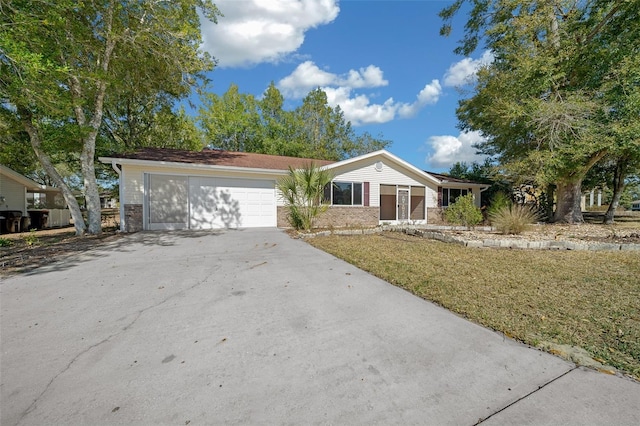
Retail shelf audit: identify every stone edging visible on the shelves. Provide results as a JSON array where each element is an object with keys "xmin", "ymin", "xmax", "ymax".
[{"xmin": 299, "ymin": 225, "xmax": 640, "ymax": 252}]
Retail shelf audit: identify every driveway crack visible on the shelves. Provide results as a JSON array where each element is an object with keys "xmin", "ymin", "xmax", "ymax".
[
  {"xmin": 14, "ymin": 271, "xmax": 217, "ymax": 426},
  {"xmin": 473, "ymin": 366, "xmax": 579, "ymax": 425}
]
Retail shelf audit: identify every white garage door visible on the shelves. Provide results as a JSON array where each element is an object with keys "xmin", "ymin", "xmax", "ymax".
[
  {"xmin": 189, "ymin": 176, "xmax": 276, "ymax": 229},
  {"xmin": 146, "ymin": 174, "xmax": 276, "ymax": 230}
]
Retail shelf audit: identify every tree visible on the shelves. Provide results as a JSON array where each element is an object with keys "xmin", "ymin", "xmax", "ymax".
[
  {"xmin": 277, "ymin": 163, "xmax": 333, "ymax": 231},
  {"xmin": 197, "ymin": 84, "xmax": 392, "ymax": 160},
  {"xmin": 1, "ymin": 0, "xmax": 220, "ymax": 235},
  {"xmin": 593, "ymin": 153, "xmax": 640, "ymax": 224},
  {"xmin": 293, "ymin": 89, "xmax": 354, "ymax": 161},
  {"xmin": 199, "ymin": 84, "xmax": 263, "ymax": 152},
  {"xmin": 440, "ymin": 0, "xmax": 640, "ymax": 223}
]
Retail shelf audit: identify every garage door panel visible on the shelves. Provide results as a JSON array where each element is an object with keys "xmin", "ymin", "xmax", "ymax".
[
  {"xmin": 189, "ymin": 177, "xmax": 275, "ymax": 229},
  {"xmin": 148, "ymin": 175, "xmax": 188, "ymax": 230},
  {"xmin": 146, "ymin": 175, "xmax": 275, "ymax": 230}
]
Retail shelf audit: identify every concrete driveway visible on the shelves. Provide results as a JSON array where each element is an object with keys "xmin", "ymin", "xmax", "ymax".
[{"xmin": 1, "ymin": 228, "xmax": 638, "ymax": 425}]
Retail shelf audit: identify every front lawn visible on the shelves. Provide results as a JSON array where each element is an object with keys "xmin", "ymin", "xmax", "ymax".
[{"xmin": 308, "ymin": 232, "xmax": 640, "ymax": 379}]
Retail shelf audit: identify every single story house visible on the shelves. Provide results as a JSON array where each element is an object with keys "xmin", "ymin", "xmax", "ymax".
[
  {"xmin": 0, "ymin": 165, "xmax": 68, "ymax": 232},
  {"xmin": 632, "ymin": 200, "xmax": 640, "ymax": 212},
  {"xmin": 99, "ymin": 148, "xmax": 489, "ymax": 232}
]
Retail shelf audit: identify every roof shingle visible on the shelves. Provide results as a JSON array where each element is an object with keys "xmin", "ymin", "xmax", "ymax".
[{"xmin": 107, "ymin": 148, "xmax": 335, "ymax": 171}]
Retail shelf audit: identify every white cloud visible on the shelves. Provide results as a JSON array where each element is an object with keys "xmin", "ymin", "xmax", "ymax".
[
  {"xmin": 443, "ymin": 50, "xmax": 494, "ymax": 87},
  {"xmin": 323, "ymin": 87, "xmax": 397, "ymax": 125},
  {"xmin": 279, "ymin": 61, "xmax": 388, "ymax": 98},
  {"xmin": 200, "ymin": 0, "xmax": 340, "ymax": 68},
  {"xmin": 397, "ymin": 80, "xmax": 442, "ymax": 118},
  {"xmin": 425, "ymin": 130, "xmax": 487, "ymax": 168},
  {"xmin": 278, "ymin": 62, "xmax": 440, "ymax": 126}
]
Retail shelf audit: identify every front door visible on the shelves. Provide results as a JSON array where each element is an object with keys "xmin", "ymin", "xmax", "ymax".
[{"xmin": 397, "ymin": 189, "xmax": 409, "ymax": 221}]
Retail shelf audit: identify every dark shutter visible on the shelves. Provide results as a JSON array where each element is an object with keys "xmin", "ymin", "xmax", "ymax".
[
  {"xmin": 437, "ymin": 186, "xmax": 442, "ymax": 207},
  {"xmin": 364, "ymin": 182, "xmax": 370, "ymax": 206}
]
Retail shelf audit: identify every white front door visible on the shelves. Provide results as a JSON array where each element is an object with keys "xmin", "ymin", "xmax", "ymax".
[{"xmin": 397, "ymin": 189, "xmax": 409, "ymax": 221}]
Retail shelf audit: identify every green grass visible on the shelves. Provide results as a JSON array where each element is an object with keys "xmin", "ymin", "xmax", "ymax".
[{"xmin": 308, "ymin": 232, "xmax": 640, "ymax": 379}]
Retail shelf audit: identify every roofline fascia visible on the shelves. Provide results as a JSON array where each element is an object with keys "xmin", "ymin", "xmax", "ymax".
[
  {"xmin": 0, "ymin": 164, "xmax": 48, "ymax": 191},
  {"xmin": 98, "ymin": 157, "xmax": 290, "ymax": 176},
  {"xmin": 323, "ymin": 149, "xmax": 443, "ymax": 186}
]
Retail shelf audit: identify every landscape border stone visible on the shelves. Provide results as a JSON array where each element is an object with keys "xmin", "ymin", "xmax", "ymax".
[{"xmin": 298, "ymin": 224, "xmax": 640, "ymax": 252}]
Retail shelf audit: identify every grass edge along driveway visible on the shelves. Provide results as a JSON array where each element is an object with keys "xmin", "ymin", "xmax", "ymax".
[{"xmin": 307, "ymin": 232, "xmax": 640, "ymax": 380}]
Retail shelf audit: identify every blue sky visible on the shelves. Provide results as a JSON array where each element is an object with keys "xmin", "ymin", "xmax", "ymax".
[{"xmin": 193, "ymin": 0, "xmax": 492, "ymax": 172}]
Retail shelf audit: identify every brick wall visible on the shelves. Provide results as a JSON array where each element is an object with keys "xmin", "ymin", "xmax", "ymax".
[
  {"xmin": 277, "ymin": 206, "xmax": 379, "ymax": 229},
  {"xmin": 123, "ymin": 204, "xmax": 143, "ymax": 232}
]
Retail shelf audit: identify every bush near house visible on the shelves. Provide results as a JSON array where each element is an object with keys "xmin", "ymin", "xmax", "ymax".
[
  {"xmin": 443, "ymin": 194, "xmax": 483, "ymax": 228},
  {"xmin": 277, "ymin": 164, "xmax": 333, "ymax": 231}
]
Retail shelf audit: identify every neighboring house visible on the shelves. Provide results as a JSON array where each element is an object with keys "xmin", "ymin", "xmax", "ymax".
[
  {"xmin": 100, "ymin": 193, "xmax": 118, "ymax": 209},
  {"xmin": 632, "ymin": 200, "xmax": 640, "ymax": 212},
  {"xmin": 99, "ymin": 148, "xmax": 488, "ymax": 232},
  {"xmin": 0, "ymin": 165, "xmax": 68, "ymax": 232}
]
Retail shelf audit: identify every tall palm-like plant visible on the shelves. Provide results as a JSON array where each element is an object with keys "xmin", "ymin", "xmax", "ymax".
[{"xmin": 277, "ymin": 163, "xmax": 333, "ymax": 231}]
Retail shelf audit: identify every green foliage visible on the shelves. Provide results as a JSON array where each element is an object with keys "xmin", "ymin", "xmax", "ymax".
[
  {"xmin": 486, "ymin": 191, "xmax": 512, "ymax": 218},
  {"xmin": 277, "ymin": 164, "xmax": 333, "ymax": 231},
  {"xmin": 447, "ymin": 159, "xmax": 511, "ymax": 207},
  {"xmin": 441, "ymin": 0, "xmax": 640, "ymax": 223},
  {"xmin": 23, "ymin": 229, "xmax": 40, "ymax": 247},
  {"xmin": 198, "ymin": 84, "xmax": 391, "ymax": 161},
  {"xmin": 489, "ymin": 204, "xmax": 540, "ymax": 235},
  {"xmin": 443, "ymin": 194, "xmax": 483, "ymax": 228},
  {"xmin": 2, "ymin": 0, "xmax": 220, "ymax": 234},
  {"xmin": 0, "ymin": 238, "xmax": 13, "ymax": 248}
]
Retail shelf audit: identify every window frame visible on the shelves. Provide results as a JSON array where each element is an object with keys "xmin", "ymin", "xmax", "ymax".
[
  {"xmin": 325, "ymin": 181, "xmax": 364, "ymax": 206},
  {"xmin": 441, "ymin": 187, "xmax": 469, "ymax": 207}
]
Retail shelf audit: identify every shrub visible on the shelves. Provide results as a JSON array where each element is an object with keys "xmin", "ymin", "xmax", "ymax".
[
  {"xmin": 0, "ymin": 237, "xmax": 13, "ymax": 247},
  {"xmin": 277, "ymin": 164, "xmax": 333, "ymax": 231},
  {"xmin": 443, "ymin": 194, "xmax": 483, "ymax": 228},
  {"xmin": 487, "ymin": 191, "xmax": 512, "ymax": 218},
  {"xmin": 489, "ymin": 204, "xmax": 540, "ymax": 234},
  {"xmin": 23, "ymin": 229, "xmax": 40, "ymax": 246}
]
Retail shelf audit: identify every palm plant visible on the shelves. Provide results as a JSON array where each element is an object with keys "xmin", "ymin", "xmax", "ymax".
[{"xmin": 277, "ymin": 163, "xmax": 333, "ymax": 231}]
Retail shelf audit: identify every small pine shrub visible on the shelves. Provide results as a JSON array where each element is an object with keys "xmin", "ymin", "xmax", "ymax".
[
  {"xmin": 23, "ymin": 229, "xmax": 40, "ymax": 246},
  {"xmin": 487, "ymin": 191, "xmax": 512, "ymax": 218},
  {"xmin": 0, "ymin": 237, "xmax": 13, "ymax": 247},
  {"xmin": 444, "ymin": 194, "xmax": 483, "ymax": 228},
  {"xmin": 489, "ymin": 204, "xmax": 540, "ymax": 235}
]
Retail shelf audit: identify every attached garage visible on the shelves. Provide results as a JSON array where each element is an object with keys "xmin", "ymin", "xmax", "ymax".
[
  {"xmin": 145, "ymin": 174, "xmax": 276, "ymax": 230},
  {"xmin": 100, "ymin": 148, "xmax": 488, "ymax": 232}
]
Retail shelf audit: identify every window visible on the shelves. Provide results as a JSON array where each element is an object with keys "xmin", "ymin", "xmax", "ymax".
[
  {"xmin": 325, "ymin": 181, "xmax": 363, "ymax": 205},
  {"xmin": 441, "ymin": 188, "xmax": 469, "ymax": 207}
]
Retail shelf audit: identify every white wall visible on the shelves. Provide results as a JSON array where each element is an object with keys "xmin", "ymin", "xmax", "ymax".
[
  {"xmin": 121, "ymin": 164, "xmax": 283, "ymax": 205},
  {"xmin": 329, "ymin": 159, "xmax": 439, "ymax": 208},
  {"xmin": 0, "ymin": 175, "xmax": 27, "ymax": 213}
]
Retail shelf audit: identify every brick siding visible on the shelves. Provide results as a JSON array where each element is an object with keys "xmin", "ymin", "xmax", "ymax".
[
  {"xmin": 123, "ymin": 204, "xmax": 143, "ymax": 232},
  {"xmin": 277, "ymin": 206, "xmax": 379, "ymax": 229}
]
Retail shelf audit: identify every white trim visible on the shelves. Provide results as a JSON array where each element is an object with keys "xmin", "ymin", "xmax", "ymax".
[
  {"xmin": 99, "ymin": 157, "xmax": 289, "ymax": 176},
  {"xmin": 323, "ymin": 150, "xmax": 443, "ymax": 186}
]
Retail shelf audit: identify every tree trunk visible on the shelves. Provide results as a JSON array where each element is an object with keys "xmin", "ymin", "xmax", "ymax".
[
  {"xmin": 19, "ymin": 108, "xmax": 87, "ymax": 235},
  {"xmin": 603, "ymin": 160, "xmax": 627, "ymax": 225},
  {"xmin": 81, "ymin": 138, "xmax": 103, "ymax": 234},
  {"xmin": 545, "ymin": 183, "xmax": 555, "ymax": 221},
  {"xmin": 553, "ymin": 179, "xmax": 584, "ymax": 223}
]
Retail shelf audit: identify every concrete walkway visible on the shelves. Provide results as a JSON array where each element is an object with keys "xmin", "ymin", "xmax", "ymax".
[{"xmin": 1, "ymin": 228, "xmax": 638, "ymax": 425}]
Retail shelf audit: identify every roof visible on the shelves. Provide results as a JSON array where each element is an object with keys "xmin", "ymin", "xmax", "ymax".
[
  {"xmin": 103, "ymin": 148, "xmax": 335, "ymax": 171},
  {"xmin": 0, "ymin": 164, "xmax": 50, "ymax": 191},
  {"xmin": 426, "ymin": 170, "xmax": 486, "ymax": 185}
]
